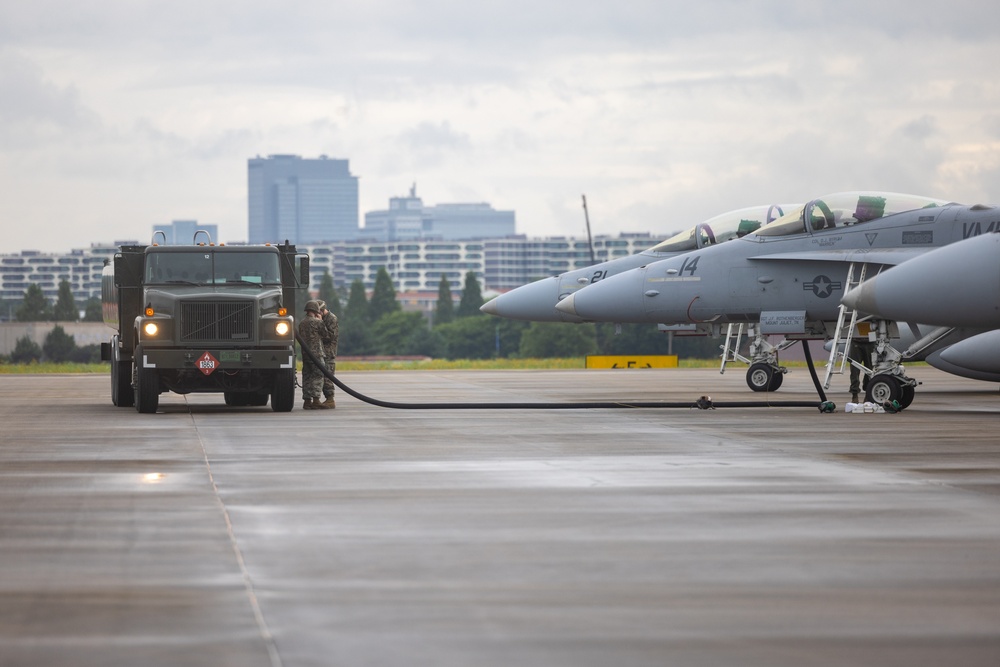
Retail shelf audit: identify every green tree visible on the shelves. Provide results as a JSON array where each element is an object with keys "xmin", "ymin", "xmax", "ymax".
[
  {"xmin": 671, "ymin": 334, "xmax": 726, "ymax": 360},
  {"xmin": 519, "ymin": 322, "xmax": 598, "ymax": 358},
  {"xmin": 43, "ymin": 325, "xmax": 77, "ymax": 362},
  {"xmin": 71, "ymin": 344, "xmax": 102, "ymax": 363},
  {"xmin": 494, "ymin": 318, "xmax": 529, "ymax": 358},
  {"xmin": 318, "ymin": 270, "xmax": 342, "ymax": 316},
  {"xmin": 53, "ymin": 280, "xmax": 79, "ymax": 321},
  {"xmin": 82, "ymin": 297, "xmax": 103, "ymax": 322},
  {"xmin": 456, "ymin": 271, "xmax": 484, "ymax": 318},
  {"xmin": 405, "ymin": 325, "xmax": 446, "ymax": 358},
  {"xmin": 595, "ymin": 323, "xmax": 670, "ymax": 355},
  {"xmin": 371, "ymin": 311, "xmax": 430, "ymax": 355},
  {"xmin": 10, "ymin": 335, "xmax": 42, "ymax": 363},
  {"xmin": 434, "ymin": 275, "xmax": 454, "ymax": 326},
  {"xmin": 16, "ymin": 284, "xmax": 52, "ymax": 322},
  {"xmin": 339, "ymin": 278, "xmax": 374, "ymax": 355},
  {"xmin": 436, "ymin": 316, "xmax": 498, "ymax": 360},
  {"xmin": 369, "ymin": 267, "xmax": 400, "ymax": 322},
  {"xmin": 344, "ymin": 278, "xmax": 370, "ymax": 323}
]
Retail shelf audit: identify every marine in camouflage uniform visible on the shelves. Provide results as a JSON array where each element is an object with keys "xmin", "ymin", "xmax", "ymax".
[
  {"xmin": 318, "ymin": 300, "xmax": 339, "ymax": 408},
  {"xmin": 298, "ymin": 300, "xmax": 330, "ymax": 410}
]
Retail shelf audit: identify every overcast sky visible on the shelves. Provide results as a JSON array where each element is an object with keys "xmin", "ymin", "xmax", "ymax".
[{"xmin": 2, "ymin": 0, "xmax": 999, "ymax": 255}]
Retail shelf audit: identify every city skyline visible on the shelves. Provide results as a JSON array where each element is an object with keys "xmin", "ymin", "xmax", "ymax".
[{"xmin": 2, "ymin": 2, "xmax": 999, "ymax": 256}]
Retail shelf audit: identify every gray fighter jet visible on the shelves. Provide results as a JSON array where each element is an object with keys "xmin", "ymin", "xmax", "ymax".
[
  {"xmin": 555, "ymin": 191, "xmax": 1000, "ymax": 406},
  {"xmin": 842, "ymin": 230, "xmax": 1000, "ymax": 383},
  {"xmin": 480, "ymin": 204, "xmax": 790, "ymax": 322}
]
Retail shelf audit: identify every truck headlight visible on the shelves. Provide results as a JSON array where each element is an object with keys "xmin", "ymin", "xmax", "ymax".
[
  {"xmin": 143, "ymin": 322, "xmax": 159, "ymax": 337},
  {"xmin": 275, "ymin": 321, "xmax": 290, "ymax": 336}
]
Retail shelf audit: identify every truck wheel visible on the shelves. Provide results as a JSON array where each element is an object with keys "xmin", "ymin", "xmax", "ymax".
[
  {"xmin": 248, "ymin": 393, "xmax": 270, "ymax": 407},
  {"xmin": 224, "ymin": 392, "xmax": 250, "ymax": 406},
  {"xmin": 111, "ymin": 337, "xmax": 134, "ymax": 407},
  {"xmin": 134, "ymin": 352, "xmax": 160, "ymax": 414},
  {"xmin": 271, "ymin": 369, "xmax": 295, "ymax": 412}
]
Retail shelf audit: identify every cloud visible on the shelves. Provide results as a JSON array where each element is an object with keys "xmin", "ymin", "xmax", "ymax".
[{"xmin": 1, "ymin": 1, "xmax": 999, "ymax": 254}]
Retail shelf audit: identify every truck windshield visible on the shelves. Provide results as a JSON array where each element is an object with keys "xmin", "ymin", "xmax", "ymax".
[{"xmin": 145, "ymin": 251, "xmax": 281, "ymax": 286}]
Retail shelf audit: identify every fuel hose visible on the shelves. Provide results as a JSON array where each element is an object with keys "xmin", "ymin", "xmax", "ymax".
[{"xmin": 296, "ymin": 334, "xmax": 834, "ymax": 411}]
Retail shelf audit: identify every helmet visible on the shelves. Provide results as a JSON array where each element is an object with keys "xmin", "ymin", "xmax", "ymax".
[
  {"xmin": 316, "ymin": 300, "xmax": 327, "ymax": 311},
  {"xmin": 304, "ymin": 300, "xmax": 322, "ymax": 314}
]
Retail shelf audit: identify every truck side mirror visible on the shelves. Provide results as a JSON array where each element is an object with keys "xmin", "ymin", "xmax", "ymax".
[
  {"xmin": 299, "ymin": 256, "xmax": 310, "ymax": 287},
  {"xmin": 113, "ymin": 257, "xmax": 125, "ymax": 288}
]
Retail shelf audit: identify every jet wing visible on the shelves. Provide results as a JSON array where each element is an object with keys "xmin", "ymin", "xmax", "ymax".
[{"xmin": 748, "ymin": 248, "xmax": 927, "ymax": 265}]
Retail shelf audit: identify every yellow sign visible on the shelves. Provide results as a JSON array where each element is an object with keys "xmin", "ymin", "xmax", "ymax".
[{"xmin": 586, "ymin": 355, "xmax": 678, "ymax": 369}]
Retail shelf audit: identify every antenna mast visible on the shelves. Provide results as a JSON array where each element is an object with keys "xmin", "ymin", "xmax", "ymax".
[{"xmin": 581, "ymin": 194, "xmax": 597, "ymax": 265}]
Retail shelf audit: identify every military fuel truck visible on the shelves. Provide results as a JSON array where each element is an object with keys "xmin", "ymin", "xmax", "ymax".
[{"xmin": 101, "ymin": 232, "xmax": 309, "ymax": 413}]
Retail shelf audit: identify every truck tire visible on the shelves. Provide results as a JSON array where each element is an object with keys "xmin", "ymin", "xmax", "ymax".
[
  {"xmin": 134, "ymin": 349, "xmax": 160, "ymax": 414},
  {"xmin": 111, "ymin": 336, "xmax": 134, "ymax": 408},
  {"xmin": 224, "ymin": 392, "xmax": 250, "ymax": 406},
  {"xmin": 248, "ymin": 393, "xmax": 270, "ymax": 407},
  {"xmin": 271, "ymin": 369, "xmax": 295, "ymax": 412}
]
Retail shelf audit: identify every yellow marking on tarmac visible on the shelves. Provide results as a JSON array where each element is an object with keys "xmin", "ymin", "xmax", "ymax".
[{"xmin": 586, "ymin": 355, "xmax": 679, "ymax": 369}]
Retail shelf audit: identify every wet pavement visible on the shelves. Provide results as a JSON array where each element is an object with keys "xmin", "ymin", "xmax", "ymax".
[{"xmin": 1, "ymin": 367, "xmax": 999, "ymax": 666}]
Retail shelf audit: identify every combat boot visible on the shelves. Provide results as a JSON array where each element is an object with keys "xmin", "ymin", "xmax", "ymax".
[
  {"xmin": 303, "ymin": 399, "xmax": 317, "ymax": 410},
  {"xmin": 312, "ymin": 397, "xmax": 331, "ymax": 410},
  {"xmin": 321, "ymin": 396, "xmax": 336, "ymax": 409}
]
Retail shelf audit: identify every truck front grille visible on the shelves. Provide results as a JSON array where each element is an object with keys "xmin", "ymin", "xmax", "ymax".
[{"xmin": 181, "ymin": 301, "xmax": 255, "ymax": 343}]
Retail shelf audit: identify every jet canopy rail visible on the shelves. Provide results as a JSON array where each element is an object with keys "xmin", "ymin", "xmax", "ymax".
[
  {"xmin": 755, "ymin": 192, "xmax": 950, "ymax": 237},
  {"xmin": 645, "ymin": 204, "xmax": 788, "ymax": 254}
]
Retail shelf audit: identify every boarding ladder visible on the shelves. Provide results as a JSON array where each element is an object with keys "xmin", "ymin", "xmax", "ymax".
[
  {"xmin": 719, "ymin": 323, "xmax": 746, "ymax": 374},
  {"xmin": 823, "ymin": 263, "xmax": 869, "ymax": 389}
]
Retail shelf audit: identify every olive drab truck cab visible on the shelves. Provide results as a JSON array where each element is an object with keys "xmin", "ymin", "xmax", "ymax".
[{"xmin": 101, "ymin": 231, "xmax": 309, "ymax": 413}]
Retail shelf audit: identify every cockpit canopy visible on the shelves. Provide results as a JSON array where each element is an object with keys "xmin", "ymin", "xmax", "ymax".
[
  {"xmin": 647, "ymin": 204, "xmax": 791, "ymax": 254},
  {"xmin": 754, "ymin": 192, "xmax": 951, "ymax": 238}
]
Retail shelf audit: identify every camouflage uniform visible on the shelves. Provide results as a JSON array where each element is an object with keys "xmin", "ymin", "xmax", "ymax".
[
  {"xmin": 319, "ymin": 305, "xmax": 339, "ymax": 401},
  {"xmin": 298, "ymin": 312, "xmax": 326, "ymax": 402}
]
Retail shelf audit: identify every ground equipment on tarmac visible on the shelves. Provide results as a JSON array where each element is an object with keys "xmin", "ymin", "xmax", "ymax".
[{"xmin": 101, "ymin": 230, "xmax": 309, "ymax": 413}]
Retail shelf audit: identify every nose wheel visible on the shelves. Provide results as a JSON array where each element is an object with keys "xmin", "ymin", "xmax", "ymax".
[
  {"xmin": 864, "ymin": 373, "xmax": 915, "ymax": 409},
  {"xmin": 746, "ymin": 363, "xmax": 784, "ymax": 392}
]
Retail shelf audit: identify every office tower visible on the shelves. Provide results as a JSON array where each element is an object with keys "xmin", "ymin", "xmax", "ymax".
[
  {"xmin": 153, "ymin": 220, "xmax": 218, "ymax": 245},
  {"xmin": 363, "ymin": 185, "xmax": 516, "ymax": 242},
  {"xmin": 248, "ymin": 155, "xmax": 359, "ymax": 244}
]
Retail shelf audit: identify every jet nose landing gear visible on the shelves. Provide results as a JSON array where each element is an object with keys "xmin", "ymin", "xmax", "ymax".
[
  {"xmin": 746, "ymin": 362, "xmax": 784, "ymax": 392},
  {"xmin": 865, "ymin": 373, "xmax": 916, "ymax": 409}
]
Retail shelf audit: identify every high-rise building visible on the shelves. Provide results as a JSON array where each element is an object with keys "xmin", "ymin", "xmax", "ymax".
[
  {"xmin": 363, "ymin": 185, "xmax": 515, "ymax": 242},
  {"xmin": 153, "ymin": 220, "xmax": 218, "ymax": 245},
  {"xmin": 248, "ymin": 155, "xmax": 359, "ymax": 244}
]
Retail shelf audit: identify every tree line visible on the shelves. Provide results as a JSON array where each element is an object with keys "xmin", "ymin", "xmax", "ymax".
[
  {"xmin": 2, "ymin": 281, "xmax": 102, "ymax": 364},
  {"xmin": 7, "ymin": 281, "xmax": 103, "ymax": 323},
  {"xmin": 2, "ymin": 272, "xmax": 721, "ymax": 364},
  {"xmin": 314, "ymin": 268, "xmax": 720, "ymax": 360}
]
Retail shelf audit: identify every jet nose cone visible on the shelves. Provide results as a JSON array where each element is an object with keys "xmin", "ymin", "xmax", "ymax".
[
  {"xmin": 840, "ymin": 282, "xmax": 875, "ymax": 313},
  {"xmin": 555, "ymin": 270, "xmax": 648, "ymax": 322},
  {"xmin": 483, "ymin": 277, "xmax": 583, "ymax": 322},
  {"xmin": 554, "ymin": 292, "xmax": 578, "ymax": 317}
]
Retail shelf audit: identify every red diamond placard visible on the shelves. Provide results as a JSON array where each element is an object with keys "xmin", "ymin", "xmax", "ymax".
[{"xmin": 196, "ymin": 351, "xmax": 219, "ymax": 376}]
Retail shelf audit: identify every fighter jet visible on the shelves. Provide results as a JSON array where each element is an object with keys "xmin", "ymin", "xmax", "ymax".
[
  {"xmin": 555, "ymin": 191, "xmax": 1000, "ymax": 406},
  {"xmin": 842, "ymin": 230, "xmax": 1000, "ymax": 383},
  {"xmin": 480, "ymin": 204, "xmax": 790, "ymax": 323},
  {"xmin": 842, "ymin": 230, "xmax": 1000, "ymax": 328}
]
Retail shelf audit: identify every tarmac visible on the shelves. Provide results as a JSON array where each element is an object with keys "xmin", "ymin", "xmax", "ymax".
[{"xmin": 1, "ymin": 366, "xmax": 999, "ymax": 667}]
